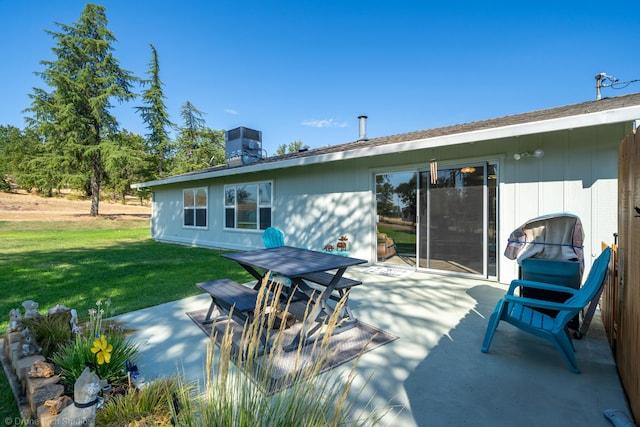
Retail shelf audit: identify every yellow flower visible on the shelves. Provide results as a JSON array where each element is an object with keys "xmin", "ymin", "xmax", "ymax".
[{"xmin": 90, "ymin": 335, "xmax": 113, "ymax": 365}]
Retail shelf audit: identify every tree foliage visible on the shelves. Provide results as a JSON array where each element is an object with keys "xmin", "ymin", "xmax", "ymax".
[
  {"xmin": 275, "ymin": 140, "xmax": 303, "ymax": 155},
  {"xmin": 0, "ymin": 126, "xmax": 35, "ymax": 191},
  {"xmin": 376, "ymin": 175, "xmax": 396, "ymax": 217},
  {"xmin": 24, "ymin": 3, "xmax": 136, "ymax": 215},
  {"xmin": 1, "ymin": 4, "xmax": 234, "ymax": 205},
  {"xmin": 171, "ymin": 101, "xmax": 225, "ymax": 174},
  {"xmin": 102, "ymin": 130, "xmax": 151, "ymax": 202},
  {"xmin": 136, "ymin": 44, "xmax": 173, "ymax": 179}
]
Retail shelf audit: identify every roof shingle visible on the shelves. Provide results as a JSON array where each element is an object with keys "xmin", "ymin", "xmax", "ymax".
[{"xmin": 161, "ymin": 92, "xmax": 640, "ymax": 180}]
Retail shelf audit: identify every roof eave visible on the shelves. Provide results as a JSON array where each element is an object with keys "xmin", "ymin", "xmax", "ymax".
[{"xmin": 132, "ymin": 105, "xmax": 640, "ymax": 189}]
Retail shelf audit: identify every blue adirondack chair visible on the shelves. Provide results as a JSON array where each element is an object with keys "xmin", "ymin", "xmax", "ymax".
[
  {"xmin": 262, "ymin": 227, "xmax": 285, "ymax": 248},
  {"xmin": 260, "ymin": 227, "xmax": 291, "ymax": 287},
  {"xmin": 481, "ymin": 246, "xmax": 611, "ymax": 373}
]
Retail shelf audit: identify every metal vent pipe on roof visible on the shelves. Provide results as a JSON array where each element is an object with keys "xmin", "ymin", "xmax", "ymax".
[
  {"xmin": 595, "ymin": 73, "xmax": 604, "ymax": 100},
  {"xmin": 358, "ymin": 115, "xmax": 368, "ymax": 141}
]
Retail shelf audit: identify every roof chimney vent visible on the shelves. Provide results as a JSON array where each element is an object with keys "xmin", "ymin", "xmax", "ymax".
[{"xmin": 357, "ymin": 115, "xmax": 368, "ymax": 141}]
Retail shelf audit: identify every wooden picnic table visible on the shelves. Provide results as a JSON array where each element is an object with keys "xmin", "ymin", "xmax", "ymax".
[{"xmin": 221, "ymin": 246, "xmax": 367, "ymax": 351}]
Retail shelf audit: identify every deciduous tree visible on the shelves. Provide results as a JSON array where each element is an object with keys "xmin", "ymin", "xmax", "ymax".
[{"xmin": 275, "ymin": 140, "xmax": 303, "ymax": 155}]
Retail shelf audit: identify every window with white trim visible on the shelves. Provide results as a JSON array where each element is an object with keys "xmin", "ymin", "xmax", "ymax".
[
  {"xmin": 224, "ymin": 182, "xmax": 272, "ymax": 230},
  {"xmin": 183, "ymin": 188, "xmax": 207, "ymax": 228}
]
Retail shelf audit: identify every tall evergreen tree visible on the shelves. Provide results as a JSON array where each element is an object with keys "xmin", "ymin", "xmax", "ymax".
[
  {"xmin": 102, "ymin": 130, "xmax": 151, "ymax": 202},
  {"xmin": 25, "ymin": 4, "xmax": 135, "ymax": 215},
  {"xmin": 172, "ymin": 101, "xmax": 225, "ymax": 174},
  {"xmin": 136, "ymin": 44, "xmax": 173, "ymax": 178},
  {"xmin": 180, "ymin": 101, "xmax": 206, "ymax": 140}
]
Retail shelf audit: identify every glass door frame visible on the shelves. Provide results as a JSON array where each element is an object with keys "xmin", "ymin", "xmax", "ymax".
[
  {"xmin": 416, "ymin": 161, "xmax": 495, "ymax": 278},
  {"xmin": 373, "ymin": 159, "xmax": 498, "ymax": 280},
  {"xmin": 374, "ymin": 169, "xmax": 418, "ymax": 268}
]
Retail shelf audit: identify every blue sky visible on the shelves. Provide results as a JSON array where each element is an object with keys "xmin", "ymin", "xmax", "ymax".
[{"xmin": 2, "ymin": 1, "xmax": 640, "ymax": 157}]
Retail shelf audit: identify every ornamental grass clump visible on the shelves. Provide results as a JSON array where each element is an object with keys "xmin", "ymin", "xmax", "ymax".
[
  {"xmin": 22, "ymin": 311, "xmax": 73, "ymax": 359},
  {"xmin": 167, "ymin": 275, "xmax": 389, "ymax": 426},
  {"xmin": 52, "ymin": 299, "xmax": 138, "ymax": 390},
  {"xmin": 95, "ymin": 377, "xmax": 190, "ymax": 426}
]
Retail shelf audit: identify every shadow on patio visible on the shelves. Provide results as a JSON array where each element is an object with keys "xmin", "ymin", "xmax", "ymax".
[{"xmin": 116, "ymin": 268, "xmax": 631, "ymax": 427}]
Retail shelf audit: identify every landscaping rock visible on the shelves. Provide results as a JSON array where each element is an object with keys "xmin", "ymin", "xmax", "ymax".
[
  {"xmin": 38, "ymin": 403, "xmax": 60, "ymax": 427},
  {"xmin": 25, "ymin": 373, "xmax": 61, "ymax": 396},
  {"xmin": 43, "ymin": 395, "xmax": 72, "ymax": 415},
  {"xmin": 30, "ymin": 382, "xmax": 65, "ymax": 418},
  {"xmin": 8, "ymin": 340, "xmax": 20, "ymax": 366},
  {"xmin": 29, "ymin": 360, "xmax": 55, "ymax": 378},
  {"xmin": 12, "ymin": 354, "xmax": 44, "ymax": 388},
  {"xmin": 4, "ymin": 330, "xmax": 21, "ymax": 358},
  {"xmin": 15, "ymin": 354, "xmax": 45, "ymax": 382}
]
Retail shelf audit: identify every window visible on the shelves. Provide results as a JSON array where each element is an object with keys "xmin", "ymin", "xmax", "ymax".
[
  {"xmin": 225, "ymin": 182, "xmax": 272, "ymax": 230},
  {"xmin": 183, "ymin": 188, "xmax": 207, "ymax": 228}
]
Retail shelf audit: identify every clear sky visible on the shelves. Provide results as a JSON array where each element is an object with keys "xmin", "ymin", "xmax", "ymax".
[{"xmin": 2, "ymin": 0, "xmax": 640, "ymax": 157}]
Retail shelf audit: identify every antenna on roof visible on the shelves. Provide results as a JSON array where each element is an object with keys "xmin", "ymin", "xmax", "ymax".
[{"xmin": 595, "ymin": 72, "xmax": 618, "ymax": 100}]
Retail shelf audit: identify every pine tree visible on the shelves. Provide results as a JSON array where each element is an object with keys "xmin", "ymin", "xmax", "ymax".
[
  {"xmin": 136, "ymin": 44, "xmax": 173, "ymax": 178},
  {"xmin": 26, "ymin": 4, "xmax": 136, "ymax": 215},
  {"xmin": 172, "ymin": 102, "xmax": 225, "ymax": 174},
  {"xmin": 180, "ymin": 101, "xmax": 206, "ymax": 141}
]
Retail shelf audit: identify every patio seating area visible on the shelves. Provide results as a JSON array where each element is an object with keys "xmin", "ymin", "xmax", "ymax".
[{"xmin": 115, "ymin": 267, "xmax": 632, "ymax": 427}]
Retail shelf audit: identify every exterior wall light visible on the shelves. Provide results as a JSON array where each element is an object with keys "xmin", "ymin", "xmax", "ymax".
[{"xmin": 514, "ymin": 149, "xmax": 544, "ymax": 160}]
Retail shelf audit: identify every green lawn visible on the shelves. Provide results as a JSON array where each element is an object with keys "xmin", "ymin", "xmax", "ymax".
[
  {"xmin": 378, "ymin": 225, "xmax": 416, "ymax": 255},
  {"xmin": 0, "ymin": 219, "xmax": 253, "ymax": 420}
]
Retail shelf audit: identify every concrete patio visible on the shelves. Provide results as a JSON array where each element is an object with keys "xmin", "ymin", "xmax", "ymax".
[{"xmin": 116, "ymin": 267, "xmax": 633, "ymax": 427}]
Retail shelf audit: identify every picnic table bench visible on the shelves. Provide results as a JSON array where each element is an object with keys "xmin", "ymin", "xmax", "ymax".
[
  {"xmin": 196, "ymin": 278, "xmax": 259, "ymax": 325},
  {"xmin": 298, "ymin": 271, "xmax": 362, "ymax": 290}
]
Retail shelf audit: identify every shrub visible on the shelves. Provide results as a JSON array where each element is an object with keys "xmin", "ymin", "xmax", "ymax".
[
  {"xmin": 22, "ymin": 311, "xmax": 72, "ymax": 359},
  {"xmin": 51, "ymin": 300, "xmax": 138, "ymax": 390}
]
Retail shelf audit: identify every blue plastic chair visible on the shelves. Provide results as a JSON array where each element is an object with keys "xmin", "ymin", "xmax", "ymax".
[
  {"xmin": 262, "ymin": 227, "xmax": 285, "ymax": 248},
  {"xmin": 481, "ymin": 246, "xmax": 611, "ymax": 373},
  {"xmin": 261, "ymin": 227, "xmax": 291, "ymax": 287}
]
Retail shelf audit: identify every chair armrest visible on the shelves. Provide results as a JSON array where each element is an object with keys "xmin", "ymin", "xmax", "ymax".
[
  {"xmin": 504, "ymin": 294, "xmax": 583, "ymax": 312},
  {"xmin": 507, "ymin": 280, "xmax": 579, "ymax": 296}
]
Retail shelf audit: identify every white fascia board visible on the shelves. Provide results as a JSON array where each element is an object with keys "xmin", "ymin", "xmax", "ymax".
[
  {"xmin": 133, "ymin": 105, "xmax": 640, "ymax": 189},
  {"xmin": 358, "ymin": 105, "xmax": 640, "ymax": 156}
]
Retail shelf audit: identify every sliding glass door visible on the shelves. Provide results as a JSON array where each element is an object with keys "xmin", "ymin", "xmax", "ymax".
[
  {"xmin": 375, "ymin": 173, "xmax": 417, "ymax": 266},
  {"xmin": 376, "ymin": 163, "xmax": 497, "ymax": 278}
]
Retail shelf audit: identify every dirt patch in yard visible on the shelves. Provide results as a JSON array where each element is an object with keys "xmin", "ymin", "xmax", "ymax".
[{"xmin": 0, "ymin": 190, "xmax": 151, "ymax": 221}]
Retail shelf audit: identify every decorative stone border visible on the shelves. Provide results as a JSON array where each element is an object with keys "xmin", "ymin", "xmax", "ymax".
[{"xmin": 2, "ymin": 330, "xmax": 67, "ymax": 426}]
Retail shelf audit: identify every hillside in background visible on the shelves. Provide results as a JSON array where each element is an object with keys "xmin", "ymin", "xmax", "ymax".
[{"xmin": 0, "ymin": 191, "xmax": 150, "ymax": 221}]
